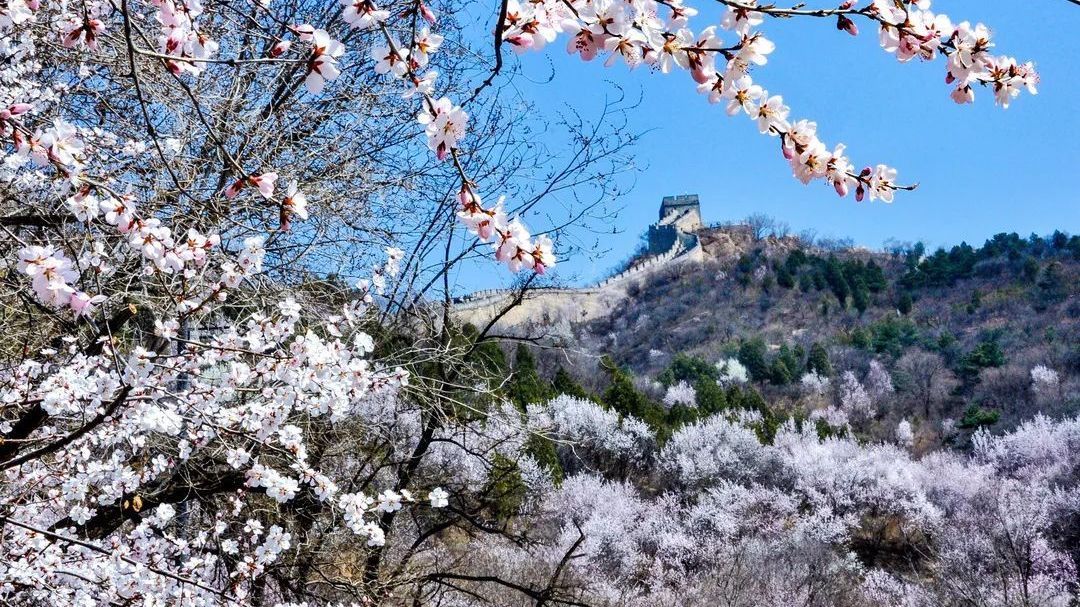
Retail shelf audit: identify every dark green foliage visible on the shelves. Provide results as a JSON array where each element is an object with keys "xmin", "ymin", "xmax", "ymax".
[
  {"xmin": 824, "ymin": 256, "xmax": 850, "ymax": 305},
  {"xmin": 753, "ymin": 409, "xmax": 786, "ymax": 444},
  {"xmin": 897, "ymin": 291, "xmax": 913, "ymax": 315},
  {"xmin": 770, "ymin": 357, "xmax": 794, "ymax": 385},
  {"xmin": 552, "ymin": 367, "xmax": 592, "ymax": 401},
  {"xmin": 1022, "ymin": 257, "xmax": 1040, "ymax": 282},
  {"xmin": 507, "ymin": 345, "xmax": 553, "ymax": 410},
  {"xmin": 814, "ymin": 418, "xmax": 848, "ymax": 440},
  {"xmin": 785, "ymin": 250, "xmax": 808, "ymax": 273},
  {"xmin": 769, "ymin": 345, "xmax": 800, "ymax": 385},
  {"xmin": 734, "ymin": 253, "xmax": 757, "ymax": 288},
  {"xmin": 601, "ymin": 357, "xmax": 666, "ymax": 431},
  {"xmin": 726, "ymin": 385, "xmax": 784, "ymax": 443},
  {"xmin": 958, "ymin": 404, "xmax": 1001, "ymax": 429},
  {"xmin": 777, "ymin": 345, "xmax": 801, "ymax": 373},
  {"xmin": 807, "ymin": 343, "xmax": 833, "ymax": 376},
  {"xmin": 866, "ymin": 317, "xmax": 920, "ymax": 357},
  {"xmin": 732, "ymin": 385, "xmax": 769, "ymax": 413},
  {"xmin": 937, "ymin": 331, "xmax": 957, "ymax": 352},
  {"xmin": 738, "ymin": 338, "xmax": 770, "ymax": 383},
  {"xmin": 1051, "ymin": 230, "xmax": 1069, "ymax": 250},
  {"xmin": 1033, "ymin": 262, "xmax": 1067, "ymax": 311},
  {"xmin": 665, "ymin": 404, "xmax": 700, "ymax": 428},
  {"xmin": 658, "ymin": 353, "xmax": 718, "ymax": 387},
  {"xmin": 695, "ymin": 379, "xmax": 728, "ymax": 415},
  {"xmin": 898, "ymin": 231, "xmax": 1076, "ymax": 291},
  {"xmin": 460, "ymin": 324, "xmax": 508, "ymax": 377},
  {"xmin": 776, "ymin": 265, "xmax": 796, "ymax": 289},
  {"xmin": 852, "ymin": 279, "xmax": 870, "ymax": 315},
  {"xmin": 524, "ymin": 434, "xmax": 564, "ymax": 484},
  {"xmin": 484, "ymin": 454, "xmax": 527, "ymax": 521},
  {"xmin": 761, "ymin": 274, "xmax": 776, "ymax": 292},
  {"xmin": 864, "ymin": 260, "xmax": 888, "ymax": 292},
  {"xmin": 850, "ymin": 328, "xmax": 871, "ymax": 349},
  {"xmin": 966, "ymin": 290, "xmax": 982, "ymax": 315},
  {"xmin": 960, "ymin": 340, "xmax": 1006, "ymax": 380}
]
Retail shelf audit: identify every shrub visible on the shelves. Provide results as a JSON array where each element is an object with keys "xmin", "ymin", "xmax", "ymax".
[{"xmin": 958, "ymin": 405, "xmax": 1001, "ymax": 429}]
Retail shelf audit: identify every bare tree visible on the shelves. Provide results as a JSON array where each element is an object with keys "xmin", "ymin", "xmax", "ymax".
[
  {"xmin": 745, "ymin": 213, "xmax": 776, "ymax": 242},
  {"xmin": 895, "ymin": 350, "xmax": 960, "ymax": 418}
]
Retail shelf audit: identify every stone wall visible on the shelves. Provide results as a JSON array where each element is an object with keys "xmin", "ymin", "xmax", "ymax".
[{"xmin": 453, "ymin": 205, "xmax": 705, "ymax": 329}]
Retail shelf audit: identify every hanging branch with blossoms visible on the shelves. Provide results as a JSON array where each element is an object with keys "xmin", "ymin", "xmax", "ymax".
[{"xmin": 499, "ymin": 0, "xmax": 1038, "ymax": 201}]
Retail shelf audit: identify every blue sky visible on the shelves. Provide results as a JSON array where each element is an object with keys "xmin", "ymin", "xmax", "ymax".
[{"xmin": 459, "ymin": 1, "xmax": 1080, "ymax": 290}]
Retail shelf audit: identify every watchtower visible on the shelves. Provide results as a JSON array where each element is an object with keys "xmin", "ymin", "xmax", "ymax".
[
  {"xmin": 647, "ymin": 194, "xmax": 702, "ymax": 255},
  {"xmin": 658, "ymin": 194, "xmax": 701, "ymax": 224}
]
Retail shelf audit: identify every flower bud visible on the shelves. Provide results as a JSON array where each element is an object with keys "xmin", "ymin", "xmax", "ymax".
[{"xmin": 836, "ymin": 15, "xmax": 858, "ymax": 36}]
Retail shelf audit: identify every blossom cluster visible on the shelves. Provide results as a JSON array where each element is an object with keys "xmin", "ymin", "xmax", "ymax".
[
  {"xmin": 281, "ymin": 1, "xmax": 559, "ymax": 273},
  {"xmin": 500, "ymin": 0, "xmax": 1037, "ymax": 201},
  {"xmin": 662, "ymin": 380, "xmax": 697, "ymax": 409},
  {"xmin": 0, "ymin": 291, "xmax": 451, "ymax": 603},
  {"xmin": 521, "ymin": 384, "xmax": 1080, "ymax": 605},
  {"xmin": 867, "ymin": 1, "xmax": 1038, "ymax": 107}
]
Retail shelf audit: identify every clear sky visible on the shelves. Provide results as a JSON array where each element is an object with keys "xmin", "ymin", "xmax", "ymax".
[{"xmin": 457, "ymin": 1, "xmax": 1080, "ymax": 291}]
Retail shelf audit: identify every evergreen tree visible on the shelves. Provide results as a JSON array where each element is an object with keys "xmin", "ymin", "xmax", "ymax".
[
  {"xmin": 776, "ymin": 265, "xmax": 796, "ymax": 289},
  {"xmin": 785, "ymin": 249, "xmax": 808, "ymax": 273},
  {"xmin": 738, "ymin": 338, "xmax": 770, "ymax": 383},
  {"xmin": 864, "ymin": 259, "xmax": 888, "ymax": 292},
  {"xmin": 824, "ymin": 257, "xmax": 850, "ymax": 306},
  {"xmin": 460, "ymin": 324, "xmax": 508, "ymax": 378},
  {"xmin": 852, "ymin": 279, "xmax": 870, "ymax": 315},
  {"xmin": 551, "ymin": 366, "xmax": 592, "ymax": 400},
  {"xmin": 659, "ymin": 353, "xmax": 718, "ymax": 386},
  {"xmin": 807, "ymin": 342, "xmax": 833, "ymax": 376},
  {"xmin": 851, "ymin": 328, "xmax": 872, "ymax": 349},
  {"xmin": 507, "ymin": 344, "xmax": 552, "ymax": 410},
  {"xmin": 524, "ymin": 435, "xmax": 564, "ymax": 484},
  {"xmin": 793, "ymin": 344, "xmax": 806, "ymax": 365},
  {"xmin": 897, "ymin": 291, "xmax": 913, "ymax": 315},
  {"xmin": 966, "ymin": 290, "xmax": 982, "ymax": 314},
  {"xmin": 601, "ymin": 357, "xmax": 665, "ymax": 430},
  {"xmin": 695, "ymin": 378, "xmax": 728, "ymax": 415},
  {"xmin": 483, "ymin": 454, "xmax": 527, "ymax": 522},
  {"xmin": 1022, "ymin": 256, "xmax": 1040, "ymax": 282},
  {"xmin": 769, "ymin": 358, "xmax": 794, "ymax": 385},
  {"xmin": 1034, "ymin": 262, "xmax": 1067, "ymax": 311},
  {"xmin": 771, "ymin": 345, "xmax": 800, "ymax": 385},
  {"xmin": 960, "ymin": 340, "xmax": 1006, "ymax": 381}
]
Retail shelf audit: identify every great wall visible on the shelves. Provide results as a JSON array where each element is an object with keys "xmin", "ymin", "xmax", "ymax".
[{"xmin": 452, "ymin": 195, "xmax": 709, "ymax": 329}]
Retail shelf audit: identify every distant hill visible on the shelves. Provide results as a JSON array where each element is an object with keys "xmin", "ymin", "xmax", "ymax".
[{"xmin": 461, "ymin": 205, "xmax": 1080, "ymax": 448}]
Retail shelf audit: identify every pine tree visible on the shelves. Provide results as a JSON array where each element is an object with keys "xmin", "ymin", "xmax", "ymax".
[
  {"xmin": 738, "ymin": 338, "xmax": 770, "ymax": 383},
  {"xmin": 776, "ymin": 265, "xmax": 795, "ymax": 289},
  {"xmin": 852, "ymin": 278, "xmax": 870, "ymax": 314},
  {"xmin": 807, "ymin": 342, "xmax": 833, "ymax": 376},
  {"xmin": 897, "ymin": 291, "xmax": 913, "ymax": 315},
  {"xmin": 552, "ymin": 367, "xmax": 592, "ymax": 400},
  {"xmin": 864, "ymin": 259, "xmax": 888, "ymax": 292},
  {"xmin": 695, "ymin": 379, "xmax": 728, "ymax": 415},
  {"xmin": 507, "ymin": 344, "xmax": 552, "ymax": 410}
]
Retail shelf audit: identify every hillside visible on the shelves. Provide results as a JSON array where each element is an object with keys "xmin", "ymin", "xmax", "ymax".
[{"xmin": 465, "ymin": 214, "xmax": 1080, "ymax": 450}]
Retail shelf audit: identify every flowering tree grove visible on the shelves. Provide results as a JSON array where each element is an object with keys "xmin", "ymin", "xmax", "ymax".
[{"xmin": 0, "ymin": 0, "xmax": 1062, "ymax": 604}]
